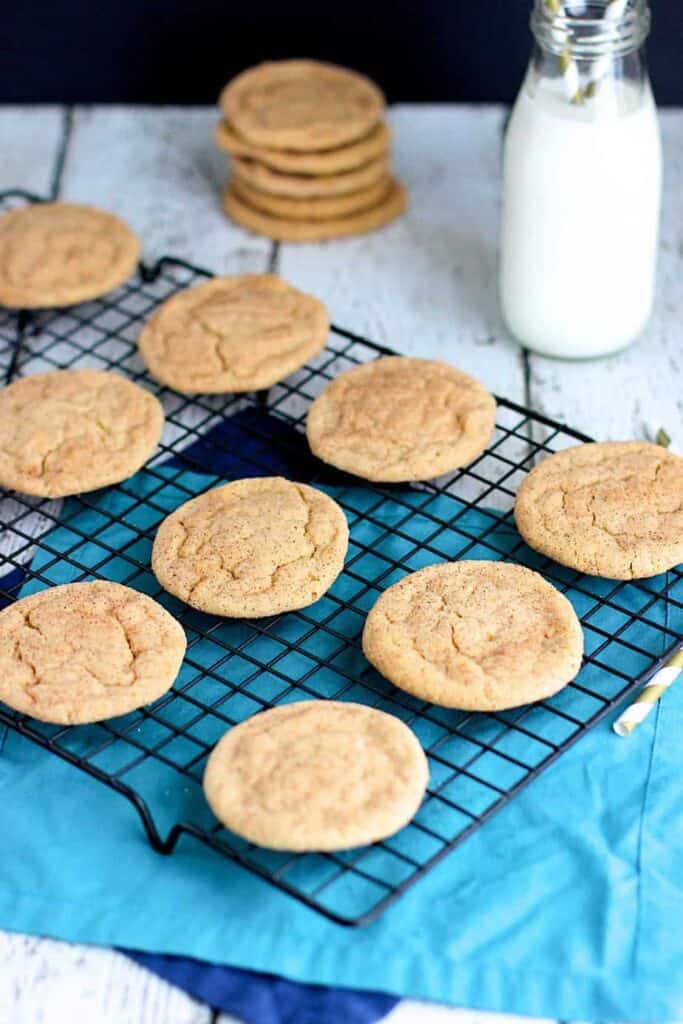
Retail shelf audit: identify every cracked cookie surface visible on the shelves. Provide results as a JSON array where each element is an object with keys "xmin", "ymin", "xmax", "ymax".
[
  {"xmin": 515, "ymin": 441, "xmax": 683, "ymax": 580},
  {"xmin": 0, "ymin": 369, "xmax": 164, "ymax": 498},
  {"xmin": 362, "ymin": 561, "xmax": 583, "ymax": 710},
  {"xmin": 0, "ymin": 202, "xmax": 139, "ymax": 309},
  {"xmin": 0, "ymin": 581, "xmax": 186, "ymax": 724},
  {"xmin": 138, "ymin": 274, "xmax": 329, "ymax": 394},
  {"xmin": 306, "ymin": 356, "xmax": 496, "ymax": 482},
  {"xmin": 203, "ymin": 700, "xmax": 428, "ymax": 851},
  {"xmin": 219, "ymin": 60, "xmax": 385, "ymax": 152},
  {"xmin": 152, "ymin": 477, "xmax": 348, "ymax": 617}
]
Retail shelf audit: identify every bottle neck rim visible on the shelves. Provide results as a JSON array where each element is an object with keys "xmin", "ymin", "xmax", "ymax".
[{"xmin": 531, "ymin": 0, "xmax": 650, "ymax": 58}]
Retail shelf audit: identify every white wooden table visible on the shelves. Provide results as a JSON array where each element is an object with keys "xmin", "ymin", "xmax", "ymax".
[{"xmin": 0, "ymin": 102, "xmax": 681, "ymax": 1024}]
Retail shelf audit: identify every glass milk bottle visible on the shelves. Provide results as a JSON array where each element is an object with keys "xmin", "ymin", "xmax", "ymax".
[{"xmin": 500, "ymin": 0, "xmax": 661, "ymax": 358}]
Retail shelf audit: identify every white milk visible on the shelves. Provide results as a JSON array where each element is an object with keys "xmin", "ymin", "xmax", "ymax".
[{"xmin": 500, "ymin": 77, "xmax": 661, "ymax": 358}]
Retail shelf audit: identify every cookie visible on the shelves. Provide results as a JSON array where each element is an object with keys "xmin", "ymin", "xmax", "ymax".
[
  {"xmin": 215, "ymin": 119, "xmax": 390, "ymax": 175},
  {"xmin": 231, "ymin": 153, "xmax": 390, "ymax": 198},
  {"xmin": 219, "ymin": 60, "xmax": 385, "ymax": 152},
  {"xmin": 0, "ymin": 369, "xmax": 164, "ymax": 498},
  {"xmin": 515, "ymin": 441, "xmax": 683, "ymax": 579},
  {"xmin": 203, "ymin": 700, "xmax": 429, "ymax": 851},
  {"xmin": 363, "ymin": 561, "xmax": 584, "ymax": 711},
  {"xmin": 0, "ymin": 581, "xmax": 186, "ymax": 724},
  {"xmin": 152, "ymin": 477, "xmax": 348, "ymax": 617},
  {"xmin": 306, "ymin": 356, "xmax": 496, "ymax": 482},
  {"xmin": 223, "ymin": 179, "xmax": 406, "ymax": 243},
  {"xmin": 138, "ymin": 274, "xmax": 328, "ymax": 394},
  {"xmin": 231, "ymin": 175, "xmax": 393, "ymax": 221},
  {"xmin": 0, "ymin": 202, "xmax": 139, "ymax": 309}
]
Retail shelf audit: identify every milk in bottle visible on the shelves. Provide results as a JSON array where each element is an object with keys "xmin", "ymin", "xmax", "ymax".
[{"xmin": 500, "ymin": 0, "xmax": 661, "ymax": 358}]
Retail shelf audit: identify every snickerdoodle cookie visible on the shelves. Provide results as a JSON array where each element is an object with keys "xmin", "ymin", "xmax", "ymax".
[
  {"xmin": 0, "ymin": 202, "xmax": 139, "ymax": 308},
  {"xmin": 219, "ymin": 60, "xmax": 385, "ymax": 152},
  {"xmin": 362, "ymin": 561, "xmax": 583, "ymax": 710},
  {"xmin": 231, "ymin": 175, "xmax": 392, "ymax": 221},
  {"xmin": 231, "ymin": 154, "xmax": 390, "ymax": 198},
  {"xmin": 138, "ymin": 274, "xmax": 329, "ymax": 394},
  {"xmin": 515, "ymin": 441, "xmax": 683, "ymax": 579},
  {"xmin": 203, "ymin": 700, "xmax": 429, "ymax": 851},
  {"xmin": 0, "ymin": 369, "xmax": 164, "ymax": 498},
  {"xmin": 306, "ymin": 357, "xmax": 496, "ymax": 482},
  {"xmin": 215, "ymin": 119, "xmax": 390, "ymax": 175},
  {"xmin": 0, "ymin": 581, "xmax": 186, "ymax": 724},
  {"xmin": 223, "ymin": 179, "xmax": 405, "ymax": 243},
  {"xmin": 152, "ymin": 477, "xmax": 348, "ymax": 617}
]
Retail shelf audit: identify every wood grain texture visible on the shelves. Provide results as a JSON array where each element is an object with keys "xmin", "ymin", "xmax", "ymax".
[
  {"xmin": 59, "ymin": 106, "xmax": 272, "ymax": 273},
  {"xmin": 0, "ymin": 932, "xmax": 213, "ymax": 1024},
  {"xmin": 0, "ymin": 107, "xmax": 66, "ymax": 195}
]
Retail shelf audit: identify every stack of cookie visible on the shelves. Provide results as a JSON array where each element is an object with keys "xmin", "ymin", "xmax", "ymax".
[{"xmin": 215, "ymin": 59, "xmax": 405, "ymax": 242}]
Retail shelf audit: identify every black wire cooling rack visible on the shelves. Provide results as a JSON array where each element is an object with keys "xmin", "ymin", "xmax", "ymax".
[{"xmin": 1, "ymin": 189, "xmax": 681, "ymax": 926}]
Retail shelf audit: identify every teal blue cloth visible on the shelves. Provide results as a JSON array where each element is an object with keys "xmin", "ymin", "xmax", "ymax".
[{"xmin": 1, "ymin": 452, "xmax": 682, "ymax": 1022}]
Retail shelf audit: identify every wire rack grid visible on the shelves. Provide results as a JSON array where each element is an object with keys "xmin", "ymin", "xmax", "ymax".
[{"xmin": 0, "ymin": 189, "xmax": 681, "ymax": 926}]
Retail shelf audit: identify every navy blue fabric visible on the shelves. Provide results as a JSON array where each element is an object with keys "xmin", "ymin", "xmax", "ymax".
[
  {"xmin": 0, "ymin": 566, "xmax": 25, "ymax": 610},
  {"xmin": 126, "ymin": 951, "xmax": 398, "ymax": 1024},
  {"xmin": 166, "ymin": 405, "xmax": 320, "ymax": 481}
]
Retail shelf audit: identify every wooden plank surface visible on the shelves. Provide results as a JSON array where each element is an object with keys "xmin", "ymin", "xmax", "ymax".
[
  {"xmin": 1, "ymin": 101, "xmax": 682, "ymax": 1024},
  {"xmin": 0, "ymin": 932, "xmax": 215, "ymax": 1024},
  {"xmin": 0, "ymin": 106, "xmax": 66, "ymax": 196},
  {"xmin": 60, "ymin": 105, "xmax": 272, "ymax": 274},
  {"xmin": 278, "ymin": 105, "xmax": 526, "ymax": 403}
]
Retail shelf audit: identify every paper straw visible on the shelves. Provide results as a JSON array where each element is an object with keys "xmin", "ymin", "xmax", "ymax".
[
  {"xmin": 545, "ymin": 0, "xmax": 631, "ymax": 105},
  {"xmin": 613, "ymin": 645, "xmax": 683, "ymax": 736},
  {"xmin": 558, "ymin": 51, "xmax": 582, "ymax": 103},
  {"xmin": 585, "ymin": 0, "xmax": 630, "ymax": 95},
  {"xmin": 544, "ymin": 0, "xmax": 583, "ymax": 102}
]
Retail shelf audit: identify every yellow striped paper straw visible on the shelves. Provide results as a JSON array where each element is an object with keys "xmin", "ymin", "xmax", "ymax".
[
  {"xmin": 544, "ymin": 0, "xmax": 583, "ymax": 103},
  {"xmin": 613, "ymin": 645, "xmax": 683, "ymax": 736},
  {"xmin": 545, "ymin": 0, "xmax": 630, "ymax": 106},
  {"xmin": 585, "ymin": 0, "xmax": 630, "ymax": 96}
]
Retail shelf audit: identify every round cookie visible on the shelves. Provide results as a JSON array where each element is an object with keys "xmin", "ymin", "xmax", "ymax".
[
  {"xmin": 0, "ymin": 581, "xmax": 186, "ymax": 724},
  {"xmin": 0, "ymin": 202, "xmax": 139, "ymax": 309},
  {"xmin": 215, "ymin": 119, "xmax": 390, "ymax": 175},
  {"xmin": 223, "ymin": 179, "xmax": 406, "ymax": 243},
  {"xmin": 231, "ymin": 153, "xmax": 390, "ymax": 198},
  {"xmin": 152, "ymin": 477, "xmax": 348, "ymax": 617},
  {"xmin": 231, "ymin": 175, "xmax": 392, "ymax": 221},
  {"xmin": 219, "ymin": 60, "xmax": 385, "ymax": 152},
  {"xmin": 362, "ymin": 561, "xmax": 584, "ymax": 711},
  {"xmin": 515, "ymin": 441, "xmax": 683, "ymax": 580},
  {"xmin": 203, "ymin": 700, "xmax": 429, "ymax": 851},
  {"xmin": 138, "ymin": 274, "xmax": 328, "ymax": 394},
  {"xmin": 306, "ymin": 356, "xmax": 496, "ymax": 482},
  {"xmin": 0, "ymin": 369, "xmax": 164, "ymax": 498}
]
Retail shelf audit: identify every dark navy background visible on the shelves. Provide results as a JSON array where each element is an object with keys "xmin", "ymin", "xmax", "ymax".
[{"xmin": 1, "ymin": 0, "xmax": 681, "ymax": 105}]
